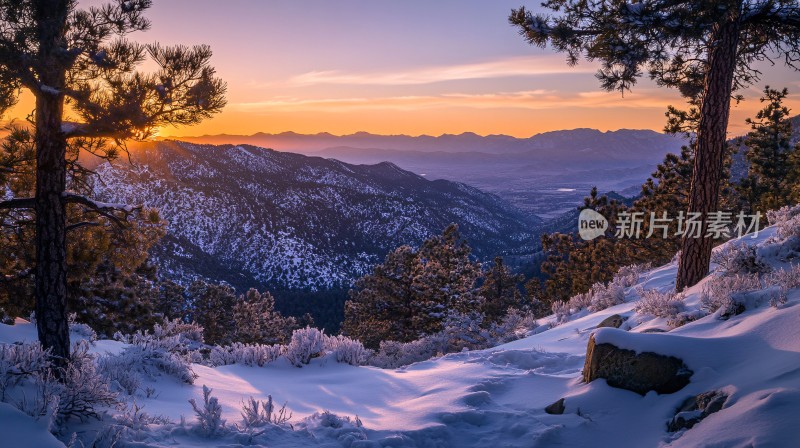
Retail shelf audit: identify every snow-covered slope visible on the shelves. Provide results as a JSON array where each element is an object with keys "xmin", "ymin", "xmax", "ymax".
[
  {"xmin": 2, "ymin": 210, "xmax": 799, "ymax": 447},
  {"xmin": 91, "ymin": 141, "xmax": 538, "ymax": 291}
]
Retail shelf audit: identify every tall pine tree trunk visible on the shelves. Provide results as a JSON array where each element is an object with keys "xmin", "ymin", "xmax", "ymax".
[
  {"xmin": 676, "ymin": 13, "xmax": 740, "ymax": 290},
  {"xmin": 34, "ymin": 0, "xmax": 70, "ymax": 370}
]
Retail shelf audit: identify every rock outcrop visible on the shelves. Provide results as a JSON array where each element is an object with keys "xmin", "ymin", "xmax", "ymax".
[
  {"xmin": 582, "ymin": 334, "xmax": 693, "ymax": 395},
  {"xmin": 667, "ymin": 391, "xmax": 728, "ymax": 432}
]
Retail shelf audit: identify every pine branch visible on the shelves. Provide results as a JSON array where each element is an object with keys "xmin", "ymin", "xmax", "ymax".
[
  {"xmin": 0, "ymin": 197, "xmax": 35, "ymax": 210},
  {"xmin": 62, "ymin": 192, "xmax": 141, "ymax": 228},
  {"xmin": 65, "ymin": 221, "xmax": 102, "ymax": 232}
]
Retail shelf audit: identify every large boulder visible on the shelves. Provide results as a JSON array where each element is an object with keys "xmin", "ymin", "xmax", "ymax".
[{"xmin": 582, "ymin": 333, "xmax": 692, "ymax": 395}]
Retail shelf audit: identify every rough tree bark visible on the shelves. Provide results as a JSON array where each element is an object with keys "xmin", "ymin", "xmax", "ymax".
[
  {"xmin": 33, "ymin": 0, "xmax": 71, "ymax": 370},
  {"xmin": 677, "ymin": 12, "xmax": 741, "ymax": 290}
]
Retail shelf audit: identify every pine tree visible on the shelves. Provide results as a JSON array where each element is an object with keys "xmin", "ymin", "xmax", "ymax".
[
  {"xmin": 738, "ymin": 86, "xmax": 800, "ymax": 213},
  {"xmin": 1, "ymin": 125, "xmax": 168, "ymax": 331},
  {"xmin": 187, "ymin": 280, "xmax": 237, "ymax": 346},
  {"xmin": 342, "ymin": 245, "xmax": 419, "ymax": 349},
  {"xmin": 343, "ymin": 225, "xmax": 483, "ymax": 349},
  {"xmin": 510, "ymin": 0, "xmax": 800, "ymax": 290},
  {"xmin": 155, "ymin": 279, "xmax": 187, "ymax": 321},
  {"xmin": 478, "ymin": 257, "xmax": 525, "ymax": 323},
  {"xmin": 232, "ymin": 288, "xmax": 298, "ymax": 345},
  {"xmin": 0, "ymin": 0, "xmax": 226, "ymax": 368},
  {"xmin": 412, "ymin": 224, "xmax": 481, "ymax": 333}
]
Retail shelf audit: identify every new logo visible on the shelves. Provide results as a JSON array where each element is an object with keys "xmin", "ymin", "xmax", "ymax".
[{"xmin": 578, "ymin": 208, "xmax": 608, "ymax": 241}]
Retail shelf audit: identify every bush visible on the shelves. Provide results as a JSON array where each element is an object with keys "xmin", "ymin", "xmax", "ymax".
[
  {"xmin": 324, "ymin": 335, "xmax": 372, "ymax": 366},
  {"xmin": 114, "ymin": 400, "xmax": 172, "ymax": 431},
  {"xmin": 440, "ymin": 311, "xmax": 492, "ymax": 352},
  {"xmin": 552, "ymin": 264, "xmax": 645, "ymax": 324},
  {"xmin": 767, "ymin": 205, "xmax": 800, "ymax": 241},
  {"xmin": 369, "ymin": 335, "xmax": 447, "ymax": 369},
  {"xmin": 100, "ymin": 343, "xmax": 196, "ymax": 387},
  {"xmin": 284, "ymin": 327, "xmax": 326, "ymax": 367},
  {"xmin": 189, "ymin": 385, "xmax": 226, "ymax": 438},
  {"xmin": 488, "ymin": 308, "xmax": 538, "ymax": 344},
  {"xmin": 711, "ymin": 242, "xmax": 770, "ymax": 275},
  {"xmin": 765, "ymin": 263, "xmax": 800, "ymax": 307},
  {"xmin": 550, "ymin": 300, "xmax": 571, "ymax": 326},
  {"xmin": 68, "ymin": 313, "xmax": 98, "ymax": 343},
  {"xmin": 700, "ymin": 273, "xmax": 762, "ymax": 318},
  {"xmin": 615, "ymin": 264, "xmax": 651, "ymax": 288},
  {"xmin": 588, "ymin": 281, "xmax": 626, "ymax": 312},
  {"xmin": 237, "ymin": 395, "xmax": 292, "ymax": 430},
  {"xmin": 634, "ymin": 289, "xmax": 685, "ymax": 320},
  {"xmin": 208, "ymin": 343, "xmax": 282, "ymax": 368},
  {"xmin": 57, "ymin": 341, "xmax": 119, "ymax": 423},
  {"xmin": 0, "ymin": 342, "xmax": 51, "ymax": 401},
  {"xmin": 103, "ymin": 318, "xmax": 199, "ymax": 387}
]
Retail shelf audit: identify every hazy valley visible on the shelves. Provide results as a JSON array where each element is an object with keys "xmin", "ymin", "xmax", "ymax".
[{"xmin": 178, "ymin": 129, "xmax": 685, "ymax": 219}]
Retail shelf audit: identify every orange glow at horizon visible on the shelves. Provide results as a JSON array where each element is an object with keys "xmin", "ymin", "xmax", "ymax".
[
  {"xmin": 5, "ymin": 0, "xmax": 800, "ymax": 141},
  {"xmin": 5, "ymin": 82, "xmax": 800, "ymax": 141}
]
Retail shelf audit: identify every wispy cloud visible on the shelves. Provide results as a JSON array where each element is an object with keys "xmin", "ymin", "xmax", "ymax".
[
  {"xmin": 232, "ymin": 88, "xmax": 678, "ymax": 113},
  {"xmin": 288, "ymin": 55, "xmax": 597, "ymax": 86}
]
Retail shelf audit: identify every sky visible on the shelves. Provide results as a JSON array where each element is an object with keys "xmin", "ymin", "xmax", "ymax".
[{"xmin": 7, "ymin": 0, "xmax": 800, "ymax": 138}]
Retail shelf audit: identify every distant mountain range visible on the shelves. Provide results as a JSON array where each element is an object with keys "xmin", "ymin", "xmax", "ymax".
[
  {"xmin": 92, "ymin": 141, "xmax": 539, "ymax": 292},
  {"xmin": 175, "ymin": 129, "xmax": 687, "ymax": 219},
  {"xmin": 176, "ymin": 128, "xmax": 683, "ymax": 161}
]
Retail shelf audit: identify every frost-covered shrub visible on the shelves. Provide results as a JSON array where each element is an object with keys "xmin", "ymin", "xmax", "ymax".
[
  {"xmin": 0, "ymin": 342, "xmax": 51, "ymax": 401},
  {"xmin": 567, "ymin": 291, "xmax": 592, "ymax": 313},
  {"xmin": 16, "ymin": 372, "xmax": 61, "ymax": 432},
  {"xmin": 366, "ymin": 309, "xmax": 537, "ymax": 368},
  {"xmin": 100, "ymin": 343, "xmax": 196, "ymax": 386},
  {"xmin": 284, "ymin": 327, "xmax": 326, "ymax": 367},
  {"xmin": 369, "ymin": 335, "xmax": 447, "ymax": 369},
  {"xmin": 238, "ymin": 395, "xmax": 291, "ymax": 430},
  {"xmin": 189, "ymin": 385, "xmax": 226, "ymax": 438},
  {"xmin": 311, "ymin": 410, "xmax": 363, "ymax": 429},
  {"xmin": 324, "ymin": 335, "xmax": 372, "ymax": 366},
  {"xmin": 103, "ymin": 320, "xmax": 199, "ymax": 387},
  {"xmin": 208, "ymin": 342, "xmax": 282, "ymax": 367},
  {"xmin": 68, "ymin": 313, "xmax": 97, "ymax": 343},
  {"xmin": 767, "ymin": 204, "xmax": 800, "ymax": 240},
  {"xmin": 57, "ymin": 340, "xmax": 118, "ymax": 423},
  {"xmin": 615, "ymin": 263, "xmax": 651, "ymax": 288},
  {"xmin": 114, "ymin": 400, "xmax": 172, "ymax": 431},
  {"xmin": 550, "ymin": 300, "xmax": 571, "ymax": 327},
  {"xmin": 555, "ymin": 265, "xmax": 644, "ymax": 321},
  {"xmin": 10, "ymin": 341, "xmax": 117, "ymax": 428},
  {"xmin": 700, "ymin": 274, "xmax": 762, "ymax": 318},
  {"xmin": 98, "ymin": 356, "xmax": 141, "ymax": 396},
  {"xmin": 765, "ymin": 264, "xmax": 800, "ymax": 307},
  {"xmin": 711, "ymin": 242, "xmax": 770, "ymax": 276},
  {"xmin": 489, "ymin": 308, "xmax": 538, "ymax": 343},
  {"xmin": 588, "ymin": 281, "xmax": 626, "ymax": 312},
  {"xmin": 666, "ymin": 311, "xmax": 701, "ymax": 330},
  {"xmin": 634, "ymin": 289, "xmax": 685, "ymax": 320},
  {"xmin": 114, "ymin": 318, "xmax": 204, "ymax": 352}
]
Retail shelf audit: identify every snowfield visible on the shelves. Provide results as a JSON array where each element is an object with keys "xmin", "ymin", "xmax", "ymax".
[{"xmin": 1, "ymin": 222, "xmax": 800, "ymax": 447}]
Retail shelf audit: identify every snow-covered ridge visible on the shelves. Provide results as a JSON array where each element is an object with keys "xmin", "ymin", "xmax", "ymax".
[{"xmin": 91, "ymin": 141, "xmax": 537, "ymax": 291}]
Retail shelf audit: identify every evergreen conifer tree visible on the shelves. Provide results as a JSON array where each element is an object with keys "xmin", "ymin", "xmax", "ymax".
[
  {"xmin": 0, "ymin": 0, "xmax": 226, "ymax": 367},
  {"xmin": 738, "ymin": 86, "xmax": 800, "ymax": 212},
  {"xmin": 510, "ymin": 0, "xmax": 800, "ymax": 289},
  {"xmin": 478, "ymin": 256, "xmax": 525, "ymax": 323}
]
